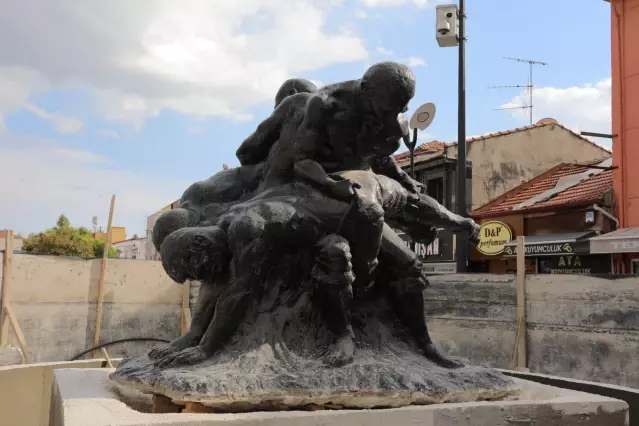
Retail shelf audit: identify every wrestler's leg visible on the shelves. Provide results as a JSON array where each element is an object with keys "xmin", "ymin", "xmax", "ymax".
[
  {"xmin": 339, "ymin": 197, "xmax": 385, "ymax": 295},
  {"xmin": 149, "ymin": 280, "xmax": 223, "ymax": 360},
  {"xmin": 312, "ymin": 234, "xmax": 356, "ymax": 366},
  {"xmin": 378, "ymin": 223, "xmax": 463, "ymax": 368}
]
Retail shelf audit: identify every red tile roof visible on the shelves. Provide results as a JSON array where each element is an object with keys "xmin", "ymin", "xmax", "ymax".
[
  {"xmin": 472, "ymin": 161, "xmax": 613, "ymax": 217},
  {"xmin": 394, "ymin": 141, "xmax": 447, "ymax": 161},
  {"xmin": 394, "ymin": 119, "xmax": 610, "ymax": 164}
]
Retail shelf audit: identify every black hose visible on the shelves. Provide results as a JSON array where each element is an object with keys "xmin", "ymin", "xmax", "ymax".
[{"xmin": 70, "ymin": 337, "xmax": 170, "ymax": 361}]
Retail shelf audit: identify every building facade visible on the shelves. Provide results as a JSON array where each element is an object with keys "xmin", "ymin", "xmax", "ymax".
[
  {"xmin": 145, "ymin": 201, "xmax": 180, "ymax": 260},
  {"xmin": 470, "ymin": 159, "xmax": 616, "ymax": 274},
  {"xmin": 605, "ymin": 0, "xmax": 639, "ymax": 272},
  {"xmin": 92, "ymin": 226, "xmax": 127, "ymax": 244},
  {"xmin": 113, "ymin": 237, "xmax": 147, "ymax": 260},
  {"xmin": 396, "ymin": 119, "xmax": 611, "ymax": 210}
]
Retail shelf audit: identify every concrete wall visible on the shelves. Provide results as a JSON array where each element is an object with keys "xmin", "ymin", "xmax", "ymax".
[
  {"xmin": 2, "ymin": 251, "xmax": 638, "ymax": 389},
  {"xmin": 426, "ymin": 273, "xmax": 639, "ymax": 388},
  {"xmin": 0, "ymin": 252, "xmax": 183, "ymax": 362},
  {"xmin": 445, "ymin": 124, "xmax": 610, "ymax": 208},
  {"xmin": 0, "ymin": 359, "xmax": 114, "ymax": 426}
]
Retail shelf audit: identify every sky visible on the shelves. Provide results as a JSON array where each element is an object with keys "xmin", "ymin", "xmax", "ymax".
[{"xmin": 0, "ymin": 0, "xmax": 613, "ymax": 237}]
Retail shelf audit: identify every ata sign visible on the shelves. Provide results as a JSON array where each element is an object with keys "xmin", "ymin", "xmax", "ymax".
[{"xmin": 476, "ymin": 221, "xmax": 512, "ymax": 256}]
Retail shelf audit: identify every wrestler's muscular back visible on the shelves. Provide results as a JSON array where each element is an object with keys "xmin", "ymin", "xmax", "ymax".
[
  {"xmin": 258, "ymin": 93, "xmax": 314, "ymax": 191},
  {"xmin": 313, "ymin": 82, "xmax": 384, "ymax": 174}
]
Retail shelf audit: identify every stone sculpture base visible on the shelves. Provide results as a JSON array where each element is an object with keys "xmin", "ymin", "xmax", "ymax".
[
  {"xmin": 54, "ymin": 369, "xmax": 630, "ymax": 426},
  {"xmin": 111, "ymin": 253, "xmax": 518, "ymax": 410},
  {"xmin": 112, "ymin": 348, "xmax": 516, "ymax": 411}
]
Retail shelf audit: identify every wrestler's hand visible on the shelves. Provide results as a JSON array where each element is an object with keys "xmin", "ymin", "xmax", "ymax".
[
  {"xmin": 466, "ymin": 219, "xmax": 481, "ymax": 245},
  {"xmin": 407, "ymin": 179, "xmax": 424, "ymax": 195},
  {"xmin": 332, "ymin": 179, "xmax": 361, "ymax": 202}
]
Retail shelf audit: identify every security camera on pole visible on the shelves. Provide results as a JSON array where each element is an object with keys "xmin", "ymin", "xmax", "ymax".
[{"xmin": 436, "ymin": 2, "xmax": 468, "ymax": 273}]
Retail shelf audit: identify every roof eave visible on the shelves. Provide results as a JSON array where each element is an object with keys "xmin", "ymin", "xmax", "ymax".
[{"xmin": 472, "ymin": 197, "xmax": 603, "ymax": 219}]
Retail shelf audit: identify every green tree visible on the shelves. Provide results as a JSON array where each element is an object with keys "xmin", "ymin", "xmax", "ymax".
[
  {"xmin": 23, "ymin": 214, "xmax": 118, "ymax": 258},
  {"xmin": 92, "ymin": 238, "xmax": 118, "ymax": 258},
  {"xmin": 56, "ymin": 214, "xmax": 71, "ymax": 229}
]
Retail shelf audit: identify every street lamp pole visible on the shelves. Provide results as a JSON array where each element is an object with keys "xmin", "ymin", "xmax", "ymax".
[
  {"xmin": 436, "ymin": 1, "xmax": 467, "ymax": 272},
  {"xmin": 404, "ymin": 102, "xmax": 436, "ymax": 252},
  {"xmin": 456, "ymin": 0, "xmax": 468, "ymax": 273}
]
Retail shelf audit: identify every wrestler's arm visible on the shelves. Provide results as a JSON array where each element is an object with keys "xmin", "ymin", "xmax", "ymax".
[
  {"xmin": 403, "ymin": 193, "xmax": 480, "ymax": 243},
  {"xmin": 372, "ymin": 155, "xmax": 423, "ymax": 193},
  {"xmin": 235, "ymin": 97, "xmax": 291, "ymax": 166}
]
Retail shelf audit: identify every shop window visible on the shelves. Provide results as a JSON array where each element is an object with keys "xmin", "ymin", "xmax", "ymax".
[{"xmin": 427, "ymin": 177, "xmax": 444, "ymax": 204}]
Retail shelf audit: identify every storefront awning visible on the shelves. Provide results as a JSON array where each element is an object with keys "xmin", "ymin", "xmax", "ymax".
[
  {"xmin": 589, "ymin": 227, "xmax": 639, "ymax": 254},
  {"xmin": 503, "ymin": 231, "xmax": 595, "ymax": 257}
]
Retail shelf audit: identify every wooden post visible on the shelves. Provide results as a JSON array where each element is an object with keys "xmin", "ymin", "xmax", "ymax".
[
  {"xmin": 93, "ymin": 195, "xmax": 116, "ymax": 358},
  {"xmin": 180, "ymin": 281, "xmax": 192, "ymax": 336},
  {"xmin": 1, "ymin": 230, "xmax": 14, "ymax": 346},
  {"xmin": 4, "ymin": 305, "xmax": 30, "ymax": 363},
  {"xmin": 515, "ymin": 236, "xmax": 528, "ymax": 371},
  {"xmin": 100, "ymin": 347, "xmax": 114, "ymax": 368}
]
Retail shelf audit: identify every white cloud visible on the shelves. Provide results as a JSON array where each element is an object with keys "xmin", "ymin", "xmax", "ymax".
[
  {"xmin": 406, "ymin": 56, "xmax": 425, "ymax": 67},
  {"xmin": 97, "ymin": 129, "xmax": 121, "ymax": 139},
  {"xmin": 501, "ymin": 78, "xmax": 612, "ymax": 135},
  {"xmin": 360, "ymin": 0, "xmax": 428, "ymax": 7},
  {"xmin": 0, "ymin": 66, "xmax": 49, "ymax": 130},
  {"xmin": 24, "ymin": 103, "xmax": 83, "ymax": 134},
  {"xmin": 376, "ymin": 46, "xmax": 393, "ymax": 56},
  {"xmin": 0, "ymin": 1, "xmax": 368, "ymax": 129},
  {"xmin": 355, "ymin": 9, "xmax": 368, "ymax": 19},
  {"xmin": 0, "ymin": 133, "xmax": 188, "ymax": 236}
]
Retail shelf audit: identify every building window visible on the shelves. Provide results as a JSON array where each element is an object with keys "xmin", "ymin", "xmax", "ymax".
[{"xmin": 427, "ymin": 177, "xmax": 444, "ymax": 204}]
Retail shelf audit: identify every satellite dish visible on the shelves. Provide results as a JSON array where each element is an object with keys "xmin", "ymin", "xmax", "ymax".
[{"xmin": 410, "ymin": 103, "xmax": 436, "ymax": 131}]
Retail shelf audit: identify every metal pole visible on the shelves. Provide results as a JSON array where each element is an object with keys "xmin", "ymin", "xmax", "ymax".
[
  {"xmin": 409, "ymin": 127, "xmax": 418, "ymax": 178},
  {"xmin": 529, "ymin": 62, "xmax": 533, "ymax": 125},
  {"xmin": 410, "ymin": 127, "xmax": 418, "ymax": 253},
  {"xmin": 456, "ymin": 0, "xmax": 467, "ymax": 273}
]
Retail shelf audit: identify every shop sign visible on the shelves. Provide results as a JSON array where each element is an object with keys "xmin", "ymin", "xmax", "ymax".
[
  {"xmin": 477, "ymin": 221, "xmax": 512, "ymax": 256},
  {"xmin": 504, "ymin": 241, "xmax": 589, "ymax": 256},
  {"xmin": 537, "ymin": 254, "xmax": 611, "ymax": 274},
  {"xmin": 407, "ymin": 238, "xmax": 440, "ymax": 257},
  {"xmin": 422, "ymin": 262, "xmax": 457, "ymax": 274},
  {"xmin": 398, "ymin": 229, "xmax": 455, "ymax": 262}
]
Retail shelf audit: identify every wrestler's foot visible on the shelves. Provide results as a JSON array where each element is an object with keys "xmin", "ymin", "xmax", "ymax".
[
  {"xmin": 148, "ymin": 333, "xmax": 200, "ymax": 360},
  {"xmin": 422, "ymin": 342, "xmax": 464, "ymax": 369},
  {"xmin": 155, "ymin": 346, "xmax": 208, "ymax": 368},
  {"xmin": 322, "ymin": 333, "xmax": 355, "ymax": 367}
]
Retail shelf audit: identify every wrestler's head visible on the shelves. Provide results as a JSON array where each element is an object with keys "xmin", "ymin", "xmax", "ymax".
[
  {"xmin": 152, "ymin": 208, "xmax": 198, "ymax": 252},
  {"xmin": 358, "ymin": 62, "xmax": 416, "ymax": 137},
  {"xmin": 274, "ymin": 78, "xmax": 318, "ymax": 108},
  {"xmin": 160, "ymin": 226, "xmax": 229, "ymax": 283}
]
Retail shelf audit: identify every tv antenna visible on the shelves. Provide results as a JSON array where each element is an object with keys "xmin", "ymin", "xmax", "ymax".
[{"xmin": 489, "ymin": 57, "xmax": 548, "ymax": 125}]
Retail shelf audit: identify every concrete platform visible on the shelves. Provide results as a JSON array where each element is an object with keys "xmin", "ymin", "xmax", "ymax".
[{"xmin": 51, "ymin": 368, "xmax": 630, "ymax": 426}]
